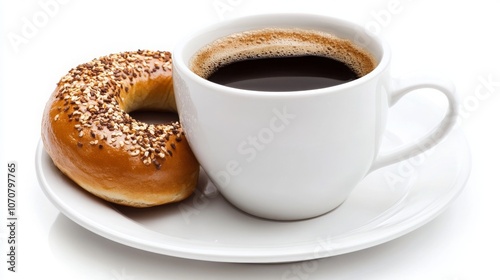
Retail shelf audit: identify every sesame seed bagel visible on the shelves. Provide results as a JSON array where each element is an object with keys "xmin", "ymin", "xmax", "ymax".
[{"xmin": 41, "ymin": 50, "xmax": 200, "ymax": 207}]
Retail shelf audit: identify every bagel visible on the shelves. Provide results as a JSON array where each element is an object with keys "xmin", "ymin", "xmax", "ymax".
[{"xmin": 41, "ymin": 50, "xmax": 200, "ymax": 207}]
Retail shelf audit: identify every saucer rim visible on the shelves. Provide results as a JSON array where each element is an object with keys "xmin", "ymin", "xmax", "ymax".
[{"xmin": 35, "ymin": 126, "xmax": 471, "ymax": 263}]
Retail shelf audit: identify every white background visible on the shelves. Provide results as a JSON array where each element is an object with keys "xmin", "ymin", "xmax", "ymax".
[{"xmin": 1, "ymin": 0, "xmax": 499, "ymax": 279}]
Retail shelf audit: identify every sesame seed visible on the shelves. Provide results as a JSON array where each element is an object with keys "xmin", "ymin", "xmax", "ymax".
[{"xmin": 55, "ymin": 50, "xmax": 179, "ymax": 168}]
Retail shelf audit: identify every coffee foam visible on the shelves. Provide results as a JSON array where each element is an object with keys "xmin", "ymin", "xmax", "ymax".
[{"xmin": 190, "ymin": 28, "xmax": 377, "ymax": 79}]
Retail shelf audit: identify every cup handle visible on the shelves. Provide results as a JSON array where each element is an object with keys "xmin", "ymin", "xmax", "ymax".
[{"xmin": 369, "ymin": 75, "xmax": 460, "ymax": 172}]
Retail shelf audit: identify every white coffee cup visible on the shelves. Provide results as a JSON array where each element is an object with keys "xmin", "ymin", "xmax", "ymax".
[{"xmin": 173, "ymin": 13, "xmax": 458, "ymax": 220}]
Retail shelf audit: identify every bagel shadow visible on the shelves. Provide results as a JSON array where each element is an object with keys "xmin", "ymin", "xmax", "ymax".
[{"xmin": 127, "ymin": 110, "xmax": 180, "ymax": 124}]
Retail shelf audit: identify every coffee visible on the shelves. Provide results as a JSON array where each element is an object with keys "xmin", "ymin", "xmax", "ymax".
[
  {"xmin": 190, "ymin": 28, "xmax": 376, "ymax": 91},
  {"xmin": 206, "ymin": 55, "xmax": 358, "ymax": 91}
]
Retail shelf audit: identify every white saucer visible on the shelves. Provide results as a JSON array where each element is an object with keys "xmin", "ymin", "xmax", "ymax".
[{"xmin": 36, "ymin": 95, "xmax": 471, "ymax": 263}]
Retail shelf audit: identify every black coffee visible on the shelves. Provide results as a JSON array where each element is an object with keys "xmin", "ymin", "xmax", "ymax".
[
  {"xmin": 190, "ymin": 28, "xmax": 376, "ymax": 92},
  {"xmin": 207, "ymin": 55, "xmax": 359, "ymax": 91}
]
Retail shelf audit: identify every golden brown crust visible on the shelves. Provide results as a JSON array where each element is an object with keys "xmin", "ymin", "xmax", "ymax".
[{"xmin": 41, "ymin": 50, "xmax": 199, "ymax": 207}]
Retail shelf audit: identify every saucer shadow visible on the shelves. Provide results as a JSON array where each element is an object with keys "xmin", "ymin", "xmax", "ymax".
[{"xmin": 48, "ymin": 208, "xmax": 455, "ymax": 280}]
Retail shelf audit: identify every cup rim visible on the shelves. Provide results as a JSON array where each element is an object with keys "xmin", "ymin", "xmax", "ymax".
[{"xmin": 173, "ymin": 13, "xmax": 391, "ymax": 97}]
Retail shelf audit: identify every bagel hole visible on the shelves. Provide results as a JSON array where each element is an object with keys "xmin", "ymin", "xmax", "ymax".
[{"xmin": 128, "ymin": 110, "xmax": 180, "ymax": 125}]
